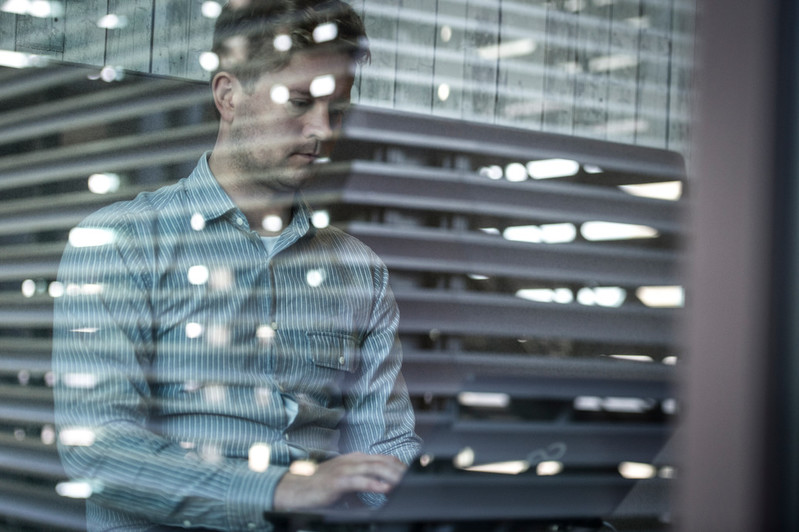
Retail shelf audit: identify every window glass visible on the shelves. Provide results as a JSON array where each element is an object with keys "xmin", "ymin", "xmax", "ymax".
[{"xmin": 0, "ymin": 0, "xmax": 693, "ymax": 530}]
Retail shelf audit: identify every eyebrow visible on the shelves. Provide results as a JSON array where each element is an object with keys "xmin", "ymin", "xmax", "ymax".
[{"xmin": 287, "ymin": 88, "xmax": 350, "ymax": 103}]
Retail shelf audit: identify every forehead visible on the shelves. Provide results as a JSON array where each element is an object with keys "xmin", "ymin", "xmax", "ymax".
[{"xmin": 258, "ymin": 50, "xmax": 355, "ymax": 92}]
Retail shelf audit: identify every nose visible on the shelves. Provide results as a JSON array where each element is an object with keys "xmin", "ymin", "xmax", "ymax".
[{"xmin": 303, "ymin": 102, "xmax": 333, "ymax": 143}]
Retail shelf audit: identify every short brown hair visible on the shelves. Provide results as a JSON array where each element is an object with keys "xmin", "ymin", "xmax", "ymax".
[{"xmin": 211, "ymin": 0, "xmax": 370, "ymax": 87}]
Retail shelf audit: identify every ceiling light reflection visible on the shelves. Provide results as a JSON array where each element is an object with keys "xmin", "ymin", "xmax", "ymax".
[
  {"xmin": 536, "ymin": 460, "xmax": 563, "ymax": 476},
  {"xmin": 69, "ymin": 227, "xmax": 115, "ymax": 248},
  {"xmin": 478, "ymin": 38, "xmax": 536, "ymax": 60},
  {"xmin": 306, "ymin": 269, "xmax": 325, "ymax": 287},
  {"xmin": 619, "ymin": 461, "xmax": 657, "ymax": 479},
  {"xmin": 48, "ymin": 281, "xmax": 65, "ymax": 298},
  {"xmin": 457, "ymin": 391, "xmax": 510, "ymax": 408},
  {"xmin": 63, "ymin": 373, "xmax": 98, "ymax": 389},
  {"xmin": 201, "ymin": 1, "xmax": 222, "ymax": 18},
  {"xmin": 608, "ymin": 354, "xmax": 653, "ymax": 363},
  {"xmin": 583, "ymin": 164, "xmax": 603, "ymax": 174},
  {"xmin": 478, "ymin": 165, "xmax": 503, "ymax": 180},
  {"xmin": 637, "ymin": 286, "xmax": 684, "ymax": 308},
  {"xmin": 249, "ymin": 443, "xmax": 271, "ymax": 472},
  {"xmin": 575, "ymin": 396, "xmax": 654, "ymax": 413},
  {"xmin": 187, "ymin": 265, "xmax": 210, "ymax": 285},
  {"xmin": 56, "ymin": 481, "xmax": 93, "ymax": 499},
  {"xmin": 503, "ymin": 225, "xmax": 541, "ymax": 243},
  {"xmin": 516, "ymin": 288, "xmax": 573, "ymax": 304},
  {"xmin": 97, "ymin": 13, "xmax": 128, "ymax": 29},
  {"xmin": 309, "ymin": 74, "xmax": 335, "ymax": 97},
  {"xmin": 273, "ymin": 34, "xmax": 292, "ymax": 52},
  {"xmin": 59, "ymin": 428, "xmax": 96, "ymax": 447},
  {"xmin": 453, "ymin": 447, "xmax": 475, "ymax": 469},
  {"xmin": 256, "ymin": 324, "xmax": 275, "ymax": 342},
  {"xmin": 2, "ymin": 0, "xmax": 62, "ymax": 17},
  {"xmin": 504, "ymin": 162, "xmax": 528, "ymax": 182},
  {"xmin": 659, "ymin": 466, "xmax": 676, "ymax": 479},
  {"xmin": 29, "ymin": 0, "xmax": 61, "ymax": 17},
  {"xmin": 209, "ymin": 267, "xmax": 233, "ymax": 291},
  {"xmin": 313, "ymin": 22, "xmax": 338, "ymax": 43},
  {"xmin": 502, "ymin": 222, "xmax": 582, "ymax": 244},
  {"xmin": 589, "ymin": 54, "xmax": 638, "ymax": 72},
  {"xmin": 207, "ymin": 325, "xmax": 230, "ymax": 346},
  {"xmin": 619, "ymin": 181, "xmax": 682, "ymax": 201},
  {"xmin": 191, "ymin": 213, "xmax": 206, "ymax": 231},
  {"xmin": 1, "ymin": 0, "xmax": 28, "ymax": 14},
  {"xmin": 540, "ymin": 223, "xmax": 576, "ymax": 243},
  {"xmin": 437, "ymin": 83, "xmax": 450, "ymax": 102},
  {"xmin": 0, "ymin": 49, "xmax": 47, "ymax": 68},
  {"xmin": 21, "ymin": 279, "xmax": 36, "ymax": 298},
  {"xmin": 440, "ymin": 25, "xmax": 452, "ymax": 42},
  {"xmin": 261, "ymin": 214, "xmax": 283, "ymax": 233},
  {"xmin": 185, "ymin": 322, "xmax": 203, "ymax": 339},
  {"xmin": 527, "ymin": 158, "xmax": 580, "ymax": 179},
  {"xmin": 199, "ymin": 51, "xmax": 220, "ymax": 72},
  {"xmin": 311, "ymin": 210, "xmax": 329, "ymax": 228},
  {"xmin": 581, "ymin": 221, "xmax": 659, "ymax": 241},
  {"xmin": 41, "ymin": 424, "xmax": 56, "ymax": 445},
  {"xmin": 466, "ymin": 460, "xmax": 530, "ymax": 475},
  {"xmin": 203, "ymin": 384, "xmax": 226, "ymax": 404},
  {"xmin": 662, "ymin": 398, "xmax": 678, "ymax": 415},
  {"xmin": 289, "ymin": 460, "xmax": 317, "ymax": 476},
  {"xmin": 88, "ymin": 173, "xmax": 120, "ymax": 194},
  {"xmin": 100, "ymin": 65, "xmax": 124, "ymax": 82},
  {"xmin": 270, "ymin": 84, "xmax": 290, "ymax": 104},
  {"xmin": 576, "ymin": 286, "xmax": 626, "ymax": 307}
]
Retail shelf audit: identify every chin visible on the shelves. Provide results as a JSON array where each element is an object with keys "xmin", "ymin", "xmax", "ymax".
[{"xmin": 266, "ymin": 166, "xmax": 312, "ymax": 192}]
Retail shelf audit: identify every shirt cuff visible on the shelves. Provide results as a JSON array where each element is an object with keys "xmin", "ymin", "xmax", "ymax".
[{"xmin": 225, "ymin": 462, "xmax": 288, "ymax": 531}]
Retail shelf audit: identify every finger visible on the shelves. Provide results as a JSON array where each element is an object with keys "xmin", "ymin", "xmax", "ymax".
[
  {"xmin": 333, "ymin": 472, "xmax": 396, "ymax": 494},
  {"xmin": 323, "ymin": 454, "xmax": 408, "ymax": 487},
  {"xmin": 353, "ymin": 461, "xmax": 406, "ymax": 486},
  {"xmin": 344, "ymin": 453, "xmax": 407, "ymax": 473}
]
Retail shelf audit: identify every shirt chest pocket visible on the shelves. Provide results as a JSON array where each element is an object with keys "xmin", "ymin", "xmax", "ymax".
[{"xmin": 307, "ymin": 331, "xmax": 359, "ymax": 373}]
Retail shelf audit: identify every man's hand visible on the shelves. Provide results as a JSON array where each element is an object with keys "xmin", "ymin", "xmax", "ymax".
[{"xmin": 273, "ymin": 453, "xmax": 406, "ymax": 511}]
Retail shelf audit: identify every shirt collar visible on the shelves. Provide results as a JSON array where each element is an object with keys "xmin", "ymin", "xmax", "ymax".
[
  {"xmin": 184, "ymin": 152, "xmax": 238, "ymax": 223},
  {"xmin": 289, "ymin": 195, "xmax": 313, "ymax": 237}
]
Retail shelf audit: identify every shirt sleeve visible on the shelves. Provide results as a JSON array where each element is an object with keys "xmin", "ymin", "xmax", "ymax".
[
  {"xmin": 338, "ymin": 259, "xmax": 422, "ymax": 505},
  {"xmin": 52, "ymin": 216, "xmax": 285, "ymax": 531}
]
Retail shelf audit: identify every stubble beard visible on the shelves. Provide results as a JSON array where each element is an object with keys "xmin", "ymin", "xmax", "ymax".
[{"xmin": 229, "ymin": 132, "xmax": 311, "ymax": 196}]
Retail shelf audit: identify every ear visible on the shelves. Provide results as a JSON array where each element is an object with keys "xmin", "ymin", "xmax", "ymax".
[{"xmin": 212, "ymin": 71, "xmax": 237, "ymax": 123}]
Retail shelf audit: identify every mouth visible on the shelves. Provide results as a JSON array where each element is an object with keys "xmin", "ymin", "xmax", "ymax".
[{"xmin": 289, "ymin": 152, "xmax": 318, "ymax": 164}]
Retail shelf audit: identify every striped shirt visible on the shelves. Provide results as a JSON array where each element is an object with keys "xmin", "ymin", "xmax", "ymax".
[{"xmin": 52, "ymin": 154, "xmax": 421, "ymax": 531}]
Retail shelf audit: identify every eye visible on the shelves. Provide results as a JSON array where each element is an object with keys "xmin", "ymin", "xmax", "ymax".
[
  {"xmin": 286, "ymin": 98, "xmax": 312, "ymax": 115},
  {"xmin": 329, "ymin": 104, "xmax": 349, "ymax": 124}
]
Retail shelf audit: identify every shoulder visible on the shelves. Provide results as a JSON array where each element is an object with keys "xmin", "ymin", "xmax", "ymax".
[
  {"xmin": 63, "ymin": 180, "xmax": 191, "ymax": 277},
  {"xmin": 74, "ymin": 180, "xmax": 188, "ymax": 236},
  {"xmin": 312, "ymin": 225, "xmax": 384, "ymax": 267}
]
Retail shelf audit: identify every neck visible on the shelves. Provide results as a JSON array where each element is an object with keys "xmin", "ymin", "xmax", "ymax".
[{"xmin": 208, "ymin": 149, "xmax": 294, "ymax": 236}]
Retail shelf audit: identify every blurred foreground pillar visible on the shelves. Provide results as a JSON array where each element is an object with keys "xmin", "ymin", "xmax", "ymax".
[{"xmin": 680, "ymin": 0, "xmax": 799, "ymax": 530}]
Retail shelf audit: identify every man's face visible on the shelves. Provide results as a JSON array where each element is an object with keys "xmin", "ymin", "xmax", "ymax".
[{"xmin": 227, "ymin": 49, "xmax": 355, "ymax": 191}]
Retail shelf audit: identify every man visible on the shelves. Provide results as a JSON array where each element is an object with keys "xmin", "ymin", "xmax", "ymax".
[{"xmin": 52, "ymin": 1, "xmax": 421, "ymax": 530}]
